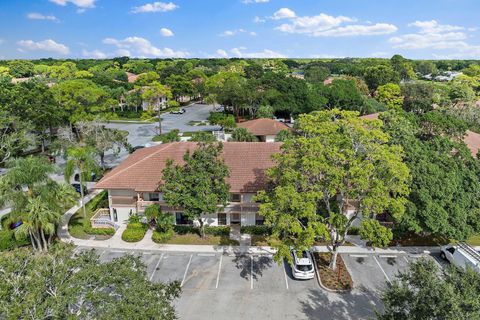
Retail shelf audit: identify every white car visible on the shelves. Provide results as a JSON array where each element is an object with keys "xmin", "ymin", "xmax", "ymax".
[
  {"xmin": 440, "ymin": 243, "xmax": 480, "ymax": 273},
  {"xmin": 290, "ymin": 250, "xmax": 315, "ymax": 280}
]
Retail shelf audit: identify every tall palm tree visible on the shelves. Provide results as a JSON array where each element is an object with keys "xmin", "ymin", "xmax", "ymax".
[{"xmin": 64, "ymin": 147, "xmax": 98, "ymax": 218}]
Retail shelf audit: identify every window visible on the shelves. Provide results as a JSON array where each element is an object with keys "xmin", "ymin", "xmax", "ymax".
[
  {"xmin": 218, "ymin": 213, "xmax": 227, "ymax": 226},
  {"xmin": 230, "ymin": 193, "xmax": 241, "ymax": 202},
  {"xmin": 255, "ymin": 213, "xmax": 264, "ymax": 226},
  {"xmin": 149, "ymin": 193, "xmax": 160, "ymax": 201},
  {"xmin": 447, "ymin": 247, "xmax": 455, "ymax": 254},
  {"xmin": 175, "ymin": 212, "xmax": 192, "ymax": 225},
  {"xmin": 113, "ymin": 209, "xmax": 118, "ymax": 222}
]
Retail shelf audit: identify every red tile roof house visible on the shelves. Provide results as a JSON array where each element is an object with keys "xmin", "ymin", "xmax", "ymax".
[
  {"xmin": 237, "ymin": 118, "xmax": 291, "ymax": 142},
  {"xmin": 94, "ymin": 142, "xmax": 282, "ymax": 227}
]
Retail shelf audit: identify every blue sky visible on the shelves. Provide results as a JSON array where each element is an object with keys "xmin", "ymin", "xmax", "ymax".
[{"xmin": 0, "ymin": 0, "xmax": 479, "ymax": 60}]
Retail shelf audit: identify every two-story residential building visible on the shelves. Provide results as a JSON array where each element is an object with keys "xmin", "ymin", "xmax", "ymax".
[
  {"xmin": 94, "ymin": 142, "xmax": 282, "ymax": 227},
  {"xmin": 237, "ymin": 118, "xmax": 291, "ymax": 142}
]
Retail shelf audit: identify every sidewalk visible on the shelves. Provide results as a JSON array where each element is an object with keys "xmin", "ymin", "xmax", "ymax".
[{"xmin": 59, "ymin": 194, "xmax": 471, "ymax": 255}]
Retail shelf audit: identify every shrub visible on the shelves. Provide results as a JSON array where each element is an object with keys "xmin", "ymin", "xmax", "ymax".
[
  {"xmin": 0, "ymin": 230, "xmax": 29, "ymax": 251},
  {"xmin": 173, "ymin": 225, "xmax": 198, "ymax": 235},
  {"xmin": 156, "ymin": 214, "xmax": 174, "ymax": 233},
  {"xmin": 152, "ymin": 130, "xmax": 180, "ymax": 143},
  {"xmin": 204, "ymin": 226, "xmax": 230, "ymax": 236},
  {"xmin": 122, "ymin": 223, "xmax": 148, "ymax": 242},
  {"xmin": 152, "ymin": 228, "xmax": 174, "ymax": 243},
  {"xmin": 347, "ymin": 226, "xmax": 360, "ymax": 235},
  {"xmin": 241, "ymin": 225, "xmax": 272, "ymax": 236}
]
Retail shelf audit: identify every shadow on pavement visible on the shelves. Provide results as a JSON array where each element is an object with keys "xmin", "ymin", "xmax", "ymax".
[{"xmin": 232, "ymin": 254, "xmax": 274, "ymax": 281}]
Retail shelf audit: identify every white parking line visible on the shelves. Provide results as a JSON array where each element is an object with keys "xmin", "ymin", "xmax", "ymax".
[
  {"xmin": 250, "ymin": 255, "xmax": 254, "ymax": 290},
  {"xmin": 373, "ymin": 255, "xmax": 391, "ymax": 283},
  {"xmin": 379, "ymin": 255, "xmax": 398, "ymax": 259},
  {"xmin": 403, "ymin": 256, "xmax": 409, "ymax": 264},
  {"xmin": 350, "ymin": 254, "xmax": 368, "ymax": 258},
  {"xmin": 216, "ymin": 255, "xmax": 223, "ymax": 289},
  {"xmin": 111, "ymin": 250, "xmax": 126, "ymax": 254},
  {"xmin": 181, "ymin": 254, "xmax": 193, "ymax": 287},
  {"xmin": 149, "ymin": 253, "xmax": 164, "ymax": 282},
  {"xmin": 283, "ymin": 261, "xmax": 289, "ymax": 290},
  {"xmin": 198, "ymin": 253, "xmax": 216, "ymax": 257}
]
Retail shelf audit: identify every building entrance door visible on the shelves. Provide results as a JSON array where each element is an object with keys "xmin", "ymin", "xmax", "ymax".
[{"xmin": 230, "ymin": 213, "xmax": 241, "ymax": 225}]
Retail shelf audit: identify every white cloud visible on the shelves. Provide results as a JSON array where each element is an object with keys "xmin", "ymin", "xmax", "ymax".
[
  {"xmin": 217, "ymin": 47, "xmax": 286, "ymax": 58},
  {"xmin": 82, "ymin": 49, "xmax": 107, "ymax": 59},
  {"xmin": 254, "ymin": 16, "xmax": 266, "ymax": 23},
  {"xmin": 17, "ymin": 39, "xmax": 69, "ymax": 55},
  {"xmin": 131, "ymin": 2, "xmax": 178, "ymax": 13},
  {"xmin": 274, "ymin": 11, "xmax": 396, "ymax": 37},
  {"xmin": 389, "ymin": 20, "xmax": 468, "ymax": 50},
  {"xmin": 103, "ymin": 36, "xmax": 188, "ymax": 58},
  {"xmin": 220, "ymin": 29, "xmax": 256, "ymax": 37},
  {"xmin": 27, "ymin": 12, "xmax": 58, "ymax": 21},
  {"xmin": 49, "ymin": 0, "xmax": 96, "ymax": 9},
  {"xmin": 271, "ymin": 8, "xmax": 296, "ymax": 20},
  {"xmin": 242, "ymin": 0, "xmax": 269, "ymax": 4},
  {"xmin": 216, "ymin": 49, "xmax": 228, "ymax": 58},
  {"xmin": 160, "ymin": 28, "xmax": 174, "ymax": 37},
  {"xmin": 389, "ymin": 20, "xmax": 480, "ymax": 58}
]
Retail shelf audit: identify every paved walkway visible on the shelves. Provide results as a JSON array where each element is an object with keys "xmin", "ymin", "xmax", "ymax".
[{"xmin": 59, "ymin": 194, "xmax": 475, "ymax": 255}]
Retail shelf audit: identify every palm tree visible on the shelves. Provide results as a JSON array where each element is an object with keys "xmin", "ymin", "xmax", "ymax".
[
  {"xmin": 64, "ymin": 147, "xmax": 98, "ymax": 218},
  {"xmin": 0, "ymin": 156, "xmax": 78, "ymax": 251}
]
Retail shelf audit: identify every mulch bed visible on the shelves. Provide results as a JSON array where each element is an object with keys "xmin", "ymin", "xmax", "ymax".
[{"xmin": 313, "ymin": 252, "xmax": 353, "ymax": 291}]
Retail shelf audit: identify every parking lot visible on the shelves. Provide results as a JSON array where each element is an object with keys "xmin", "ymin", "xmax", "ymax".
[{"xmin": 77, "ymin": 247, "xmax": 444, "ymax": 320}]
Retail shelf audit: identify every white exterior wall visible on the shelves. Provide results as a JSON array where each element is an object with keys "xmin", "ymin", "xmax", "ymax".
[
  {"xmin": 108, "ymin": 189, "xmax": 137, "ymax": 224},
  {"xmin": 113, "ymin": 207, "xmax": 135, "ymax": 224},
  {"xmin": 241, "ymin": 213, "xmax": 256, "ymax": 226},
  {"xmin": 265, "ymin": 135, "xmax": 276, "ymax": 143}
]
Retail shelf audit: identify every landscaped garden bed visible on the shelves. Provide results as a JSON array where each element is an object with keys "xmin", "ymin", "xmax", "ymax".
[
  {"xmin": 152, "ymin": 225, "xmax": 239, "ymax": 246},
  {"xmin": 390, "ymin": 232, "xmax": 449, "ymax": 246},
  {"xmin": 68, "ymin": 191, "xmax": 115, "ymax": 240},
  {"xmin": 122, "ymin": 222, "xmax": 149, "ymax": 242},
  {"xmin": 313, "ymin": 252, "xmax": 353, "ymax": 291}
]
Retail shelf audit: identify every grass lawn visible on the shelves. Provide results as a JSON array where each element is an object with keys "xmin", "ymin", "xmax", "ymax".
[
  {"xmin": 153, "ymin": 231, "xmax": 239, "ymax": 246},
  {"xmin": 466, "ymin": 234, "xmax": 480, "ymax": 246},
  {"xmin": 251, "ymin": 235, "xmax": 281, "ymax": 246},
  {"xmin": 68, "ymin": 192, "xmax": 115, "ymax": 240},
  {"xmin": 313, "ymin": 252, "xmax": 353, "ymax": 291}
]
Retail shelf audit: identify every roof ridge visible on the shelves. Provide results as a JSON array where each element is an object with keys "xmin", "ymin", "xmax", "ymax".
[{"xmin": 98, "ymin": 143, "xmax": 180, "ymax": 187}]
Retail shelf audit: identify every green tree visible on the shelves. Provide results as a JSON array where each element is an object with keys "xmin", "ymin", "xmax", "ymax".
[
  {"xmin": 449, "ymin": 82, "xmax": 476, "ymax": 107},
  {"xmin": 305, "ymin": 66, "xmax": 330, "ymax": 83},
  {"xmin": 377, "ymin": 259, "xmax": 480, "ymax": 320},
  {"xmin": 0, "ymin": 157, "xmax": 77, "ymax": 251},
  {"xmin": 390, "ymin": 55, "xmax": 416, "ymax": 81},
  {"xmin": 256, "ymin": 105, "xmax": 274, "ymax": 119},
  {"xmin": 359, "ymin": 219, "xmax": 393, "ymax": 247},
  {"xmin": 162, "ymin": 142, "xmax": 230, "ymax": 237},
  {"xmin": 123, "ymin": 59, "xmax": 155, "ymax": 74},
  {"xmin": 144, "ymin": 203, "xmax": 161, "ymax": 224},
  {"xmin": 64, "ymin": 147, "xmax": 99, "ymax": 217},
  {"xmin": 376, "ymin": 83, "xmax": 404, "ymax": 110},
  {"xmin": 415, "ymin": 61, "xmax": 438, "ymax": 76},
  {"xmin": 0, "ymin": 245, "xmax": 181, "ymax": 319},
  {"xmin": 257, "ymin": 110, "xmax": 410, "ymax": 270},
  {"xmin": 208, "ymin": 112, "xmax": 236, "ymax": 130},
  {"xmin": 141, "ymin": 82, "xmax": 172, "ymax": 135},
  {"xmin": 190, "ymin": 131, "xmax": 216, "ymax": 142},
  {"xmin": 7, "ymin": 60, "xmax": 34, "ymax": 78},
  {"xmin": 401, "ymin": 82, "xmax": 435, "ymax": 114},
  {"xmin": 364, "ymin": 65, "xmax": 400, "ymax": 92},
  {"xmin": 229, "ymin": 128, "xmax": 258, "ymax": 142},
  {"xmin": 0, "ymin": 110, "xmax": 32, "ymax": 163}
]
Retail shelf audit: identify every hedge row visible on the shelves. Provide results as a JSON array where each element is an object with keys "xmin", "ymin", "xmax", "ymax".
[
  {"xmin": 122, "ymin": 222, "xmax": 148, "ymax": 242},
  {"xmin": 152, "ymin": 229, "xmax": 174, "ymax": 243},
  {"xmin": 173, "ymin": 225, "xmax": 230, "ymax": 236}
]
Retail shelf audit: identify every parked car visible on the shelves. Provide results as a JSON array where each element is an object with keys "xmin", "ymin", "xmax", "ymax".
[
  {"xmin": 441, "ymin": 243, "xmax": 480, "ymax": 273},
  {"xmin": 71, "ymin": 183, "xmax": 87, "ymax": 195},
  {"xmin": 10, "ymin": 220, "xmax": 22, "ymax": 230},
  {"xmin": 290, "ymin": 249, "xmax": 315, "ymax": 280},
  {"xmin": 171, "ymin": 108, "xmax": 186, "ymax": 114}
]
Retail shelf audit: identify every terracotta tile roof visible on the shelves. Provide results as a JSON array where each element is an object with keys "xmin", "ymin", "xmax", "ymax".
[
  {"xmin": 360, "ymin": 112, "xmax": 380, "ymax": 120},
  {"xmin": 126, "ymin": 72, "xmax": 139, "ymax": 83},
  {"xmin": 95, "ymin": 142, "xmax": 282, "ymax": 193},
  {"xmin": 237, "ymin": 118, "xmax": 290, "ymax": 136}
]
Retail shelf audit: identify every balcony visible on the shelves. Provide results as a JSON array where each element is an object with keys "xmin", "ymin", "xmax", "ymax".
[
  {"xmin": 110, "ymin": 196, "xmax": 137, "ymax": 206},
  {"xmin": 136, "ymin": 200, "xmax": 259, "ymax": 213},
  {"xmin": 90, "ymin": 208, "xmax": 119, "ymax": 229}
]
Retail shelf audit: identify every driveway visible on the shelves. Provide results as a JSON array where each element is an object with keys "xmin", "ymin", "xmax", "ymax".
[{"xmin": 73, "ymin": 247, "xmax": 445, "ymax": 320}]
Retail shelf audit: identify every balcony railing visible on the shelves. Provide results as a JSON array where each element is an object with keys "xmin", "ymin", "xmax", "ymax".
[
  {"xmin": 90, "ymin": 208, "xmax": 119, "ymax": 230},
  {"xmin": 136, "ymin": 200, "xmax": 259, "ymax": 213},
  {"xmin": 110, "ymin": 196, "xmax": 137, "ymax": 206}
]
